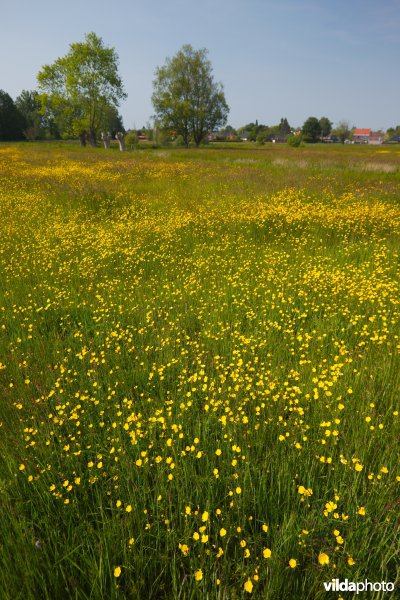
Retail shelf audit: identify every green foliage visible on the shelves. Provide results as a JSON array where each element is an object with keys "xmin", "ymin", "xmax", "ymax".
[
  {"xmin": 154, "ymin": 128, "xmax": 171, "ymax": 147},
  {"xmin": 125, "ymin": 131, "xmax": 138, "ymax": 149},
  {"xmin": 302, "ymin": 116, "xmax": 322, "ymax": 143},
  {"xmin": 37, "ymin": 32, "xmax": 126, "ymax": 146},
  {"xmin": 319, "ymin": 116, "xmax": 332, "ymax": 138},
  {"xmin": 332, "ymin": 120, "xmax": 353, "ymax": 143},
  {"xmin": 220, "ymin": 124, "xmax": 237, "ymax": 137},
  {"xmin": 242, "ymin": 120, "xmax": 291, "ymax": 144},
  {"xmin": 254, "ymin": 126, "xmax": 275, "ymax": 143},
  {"xmin": 99, "ymin": 105, "xmax": 125, "ymax": 137},
  {"xmin": 15, "ymin": 90, "xmax": 48, "ymax": 140},
  {"xmin": 152, "ymin": 44, "xmax": 229, "ymax": 147},
  {"xmin": 0, "ymin": 90, "xmax": 26, "ymax": 141},
  {"xmin": 386, "ymin": 124, "xmax": 400, "ymax": 140},
  {"xmin": 279, "ymin": 117, "xmax": 291, "ymax": 138},
  {"xmin": 173, "ymin": 134, "xmax": 186, "ymax": 147},
  {"xmin": 287, "ymin": 134, "xmax": 302, "ymax": 147}
]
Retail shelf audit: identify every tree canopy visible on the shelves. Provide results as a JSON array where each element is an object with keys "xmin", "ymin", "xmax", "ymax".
[
  {"xmin": 37, "ymin": 32, "xmax": 126, "ymax": 146},
  {"xmin": 0, "ymin": 90, "xmax": 26, "ymax": 141},
  {"xmin": 302, "ymin": 116, "xmax": 322, "ymax": 143},
  {"xmin": 332, "ymin": 120, "xmax": 353, "ymax": 143},
  {"xmin": 15, "ymin": 90, "xmax": 50, "ymax": 140},
  {"xmin": 152, "ymin": 44, "xmax": 229, "ymax": 147},
  {"xmin": 319, "ymin": 116, "xmax": 332, "ymax": 138}
]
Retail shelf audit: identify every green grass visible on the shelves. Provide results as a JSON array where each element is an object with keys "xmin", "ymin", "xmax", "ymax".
[{"xmin": 0, "ymin": 141, "xmax": 399, "ymax": 599}]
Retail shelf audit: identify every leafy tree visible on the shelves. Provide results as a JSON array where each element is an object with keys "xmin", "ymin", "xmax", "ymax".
[
  {"xmin": 242, "ymin": 122, "xmax": 268, "ymax": 140},
  {"xmin": 287, "ymin": 134, "xmax": 302, "ymax": 147},
  {"xmin": 237, "ymin": 123, "xmax": 255, "ymax": 135},
  {"xmin": 125, "ymin": 131, "xmax": 138, "ymax": 149},
  {"xmin": 0, "ymin": 90, "xmax": 26, "ymax": 141},
  {"xmin": 99, "ymin": 105, "xmax": 125, "ymax": 138},
  {"xmin": 302, "ymin": 116, "xmax": 321, "ymax": 143},
  {"xmin": 279, "ymin": 117, "xmax": 291, "ymax": 138},
  {"xmin": 385, "ymin": 125, "xmax": 400, "ymax": 141},
  {"xmin": 15, "ymin": 90, "xmax": 47, "ymax": 140},
  {"xmin": 256, "ymin": 125, "xmax": 280, "ymax": 143},
  {"xmin": 332, "ymin": 120, "xmax": 352, "ymax": 143},
  {"xmin": 319, "ymin": 116, "xmax": 332, "ymax": 139},
  {"xmin": 152, "ymin": 44, "xmax": 229, "ymax": 147},
  {"xmin": 256, "ymin": 129, "xmax": 267, "ymax": 144},
  {"xmin": 248, "ymin": 126, "xmax": 258, "ymax": 141},
  {"xmin": 37, "ymin": 32, "xmax": 126, "ymax": 146},
  {"xmin": 220, "ymin": 125, "xmax": 237, "ymax": 137}
]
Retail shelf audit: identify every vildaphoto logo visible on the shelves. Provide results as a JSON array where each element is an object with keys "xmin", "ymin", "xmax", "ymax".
[{"xmin": 323, "ymin": 579, "xmax": 395, "ymax": 594}]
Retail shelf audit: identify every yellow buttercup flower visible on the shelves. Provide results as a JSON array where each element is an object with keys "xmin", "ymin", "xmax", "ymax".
[
  {"xmin": 318, "ymin": 552, "xmax": 329, "ymax": 566},
  {"xmin": 178, "ymin": 543, "xmax": 189, "ymax": 556}
]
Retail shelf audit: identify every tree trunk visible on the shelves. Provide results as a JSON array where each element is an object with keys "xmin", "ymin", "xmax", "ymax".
[
  {"xmin": 115, "ymin": 132, "xmax": 125, "ymax": 151},
  {"xmin": 89, "ymin": 129, "xmax": 97, "ymax": 147},
  {"xmin": 79, "ymin": 132, "xmax": 87, "ymax": 147},
  {"xmin": 101, "ymin": 132, "xmax": 111, "ymax": 149}
]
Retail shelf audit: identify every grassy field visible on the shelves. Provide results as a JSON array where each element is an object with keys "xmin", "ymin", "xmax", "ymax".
[{"xmin": 0, "ymin": 141, "xmax": 399, "ymax": 599}]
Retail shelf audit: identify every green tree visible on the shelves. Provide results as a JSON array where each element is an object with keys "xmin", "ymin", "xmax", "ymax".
[
  {"xmin": 125, "ymin": 131, "xmax": 138, "ymax": 149},
  {"xmin": 279, "ymin": 117, "xmax": 291, "ymax": 138},
  {"xmin": 15, "ymin": 90, "xmax": 46, "ymax": 140},
  {"xmin": 99, "ymin": 104, "xmax": 125, "ymax": 137},
  {"xmin": 37, "ymin": 32, "xmax": 126, "ymax": 146},
  {"xmin": 319, "ymin": 116, "xmax": 332, "ymax": 139},
  {"xmin": 386, "ymin": 125, "xmax": 400, "ymax": 141},
  {"xmin": 0, "ymin": 90, "xmax": 26, "ymax": 141},
  {"xmin": 302, "ymin": 116, "xmax": 321, "ymax": 143},
  {"xmin": 287, "ymin": 134, "xmax": 302, "ymax": 147},
  {"xmin": 152, "ymin": 44, "xmax": 229, "ymax": 147},
  {"xmin": 332, "ymin": 120, "xmax": 352, "ymax": 143},
  {"xmin": 221, "ymin": 125, "xmax": 237, "ymax": 136},
  {"xmin": 256, "ymin": 125, "xmax": 280, "ymax": 143},
  {"xmin": 237, "ymin": 123, "xmax": 256, "ymax": 135}
]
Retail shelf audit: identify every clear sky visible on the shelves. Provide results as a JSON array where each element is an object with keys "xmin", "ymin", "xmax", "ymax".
[{"xmin": 1, "ymin": 0, "xmax": 399, "ymax": 130}]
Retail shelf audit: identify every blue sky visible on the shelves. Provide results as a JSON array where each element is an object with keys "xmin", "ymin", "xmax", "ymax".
[{"xmin": 1, "ymin": 0, "xmax": 399, "ymax": 130}]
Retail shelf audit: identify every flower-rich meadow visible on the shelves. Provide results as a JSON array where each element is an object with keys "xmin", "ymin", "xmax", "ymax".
[{"xmin": 0, "ymin": 142, "xmax": 399, "ymax": 599}]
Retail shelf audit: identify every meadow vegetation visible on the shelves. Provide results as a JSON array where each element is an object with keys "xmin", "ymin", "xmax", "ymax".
[{"xmin": 0, "ymin": 142, "xmax": 399, "ymax": 599}]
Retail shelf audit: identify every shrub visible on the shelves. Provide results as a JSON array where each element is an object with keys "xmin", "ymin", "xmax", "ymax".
[
  {"xmin": 287, "ymin": 135, "xmax": 303, "ymax": 147},
  {"xmin": 173, "ymin": 135, "xmax": 185, "ymax": 147},
  {"xmin": 125, "ymin": 131, "xmax": 138, "ymax": 149}
]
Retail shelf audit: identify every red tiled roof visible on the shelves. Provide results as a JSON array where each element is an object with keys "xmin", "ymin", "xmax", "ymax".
[{"xmin": 353, "ymin": 128, "xmax": 371, "ymax": 135}]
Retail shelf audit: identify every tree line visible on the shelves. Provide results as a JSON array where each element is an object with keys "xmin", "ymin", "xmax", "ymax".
[{"xmin": 0, "ymin": 32, "xmax": 398, "ymax": 146}]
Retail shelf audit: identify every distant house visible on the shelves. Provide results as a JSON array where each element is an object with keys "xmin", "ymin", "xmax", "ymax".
[
  {"xmin": 353, "ymin": 128, "xmax": 371, "ymax": 143},
  {"xmin": 208, "ymin": 131, "xmax": 238, "ymax": 141},
  {"xmin": 368, "ymin": 131, "xmax": 385, "ymax": 145},
  {"xmin": 353, "ymin": 129, "xmax": 384, "ymax": 145}
]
